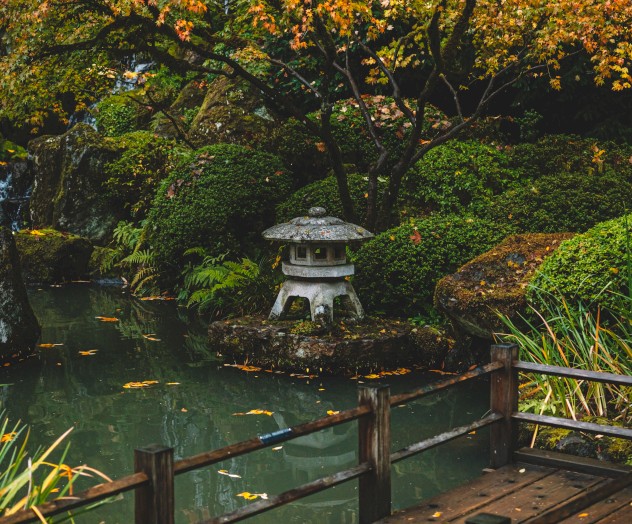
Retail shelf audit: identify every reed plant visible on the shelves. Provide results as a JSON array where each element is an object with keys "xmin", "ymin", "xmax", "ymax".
[
  {"xmin": 497, "ymin": 289, "xmax": 631, "ymax": 425},
  {"xmin": 0, "ymin": 417, "xmax": 110, "ymax": 522}
]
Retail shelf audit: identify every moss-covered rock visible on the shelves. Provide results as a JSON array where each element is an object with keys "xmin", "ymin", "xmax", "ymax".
[
  {"xmin": 146, "ymin": 144, "xmax": 292, "ymax": 277},
  {"xmin": 28, "ymin": 124, "xmax": 126, "ymax": 243},
  {"xmin": 187, "ymin": 77, "xmax": 278, "ymax": 148},
  {"xmin": 94, "ymin": 91, "xmax": 152, "ymax": 136},
  {"xmin": 529, "ymin": 213, "xmax": 632, "ymax": 309},
  {"xmin": 352, "ymin": 215, "xmax": 513, "ymax": 318},
  {"xmin": 152, "ymin": 79, "xmax": 209, "ymax": 139},
  {"xmin": 0, "ymin": 227, "xmax": 40, "ymax": 359},
  {"xmin": 435, "ymin": 233, "xmax": 574, "ymax": 339},
  {"xmin": 14, "ymin": 229, "xmax": 93, "ymax": 284}
]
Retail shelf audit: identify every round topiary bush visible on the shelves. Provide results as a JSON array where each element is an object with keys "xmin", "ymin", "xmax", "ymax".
[
  {"xmin": 104, "ymin": 131, "xmax": 180, "ymax": 219},
  {"xmin": 146, "ymin": 144, "xmax": 292, "ymax": 274},
  {"xmin": 276, "ymin": 174, "xmax": 376, "ymax": 224},
  {"xmin": 400, "ymin": 140, "xmax": 521, "ymax": 216},
  {"xmin": 528, "ymin": 213, "xmax": 632, "ymax": 310},
  {"xmin": 483, "ymin": 170, "xmax": 632, "ymax": 234},
  {"xmin": 352, "ymin": 215, "xmax": 513, "ymax": 317}
]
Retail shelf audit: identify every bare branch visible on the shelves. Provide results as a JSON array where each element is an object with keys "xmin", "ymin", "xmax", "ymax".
[
  {"xmin": 267, "ymin": 58, "xmax": 322, "ymax": 98},
  {"xmin": 440, "ymin": 74, "xmax": 464, "ymax": 122}
]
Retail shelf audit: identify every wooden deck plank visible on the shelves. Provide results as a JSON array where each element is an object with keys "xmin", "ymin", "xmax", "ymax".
[
  {"xmin": 557, "ymin": 485, "xmax": 632, "ymax": 523},
  {"xmin": 377, "ymin": 464, "xmax": 554, "ymax": 523}
]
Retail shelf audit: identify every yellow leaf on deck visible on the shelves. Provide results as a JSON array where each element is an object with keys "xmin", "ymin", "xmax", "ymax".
[
  {"xmin": 578, "ymin": 513, "xmax": 589, "ymax": 518},
  {"xmin": 432, "ymin": 512, "xmax": 442, "ymax": 518}
]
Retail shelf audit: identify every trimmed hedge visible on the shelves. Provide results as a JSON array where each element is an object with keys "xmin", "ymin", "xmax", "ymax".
[
  {"xmin": 146, "ymin": 144, "xmax": 292, "ymax": 274},
  {"xmin": 529, "ymin": 213, "xmax": 632, "ymax": 310},
  {"xmin": 352, "ymin": 215, "xmax": 513, "ymax": 317}
]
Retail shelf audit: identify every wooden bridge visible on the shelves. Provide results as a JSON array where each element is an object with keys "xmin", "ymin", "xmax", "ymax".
[{"xmin": 1, "ymin": 344, "xmax": 631, "ymax": 523}]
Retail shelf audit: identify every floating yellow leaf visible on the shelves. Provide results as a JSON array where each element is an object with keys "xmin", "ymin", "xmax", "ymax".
[
  {"xmin": 225, "ymin": 363, "xmax": 262, "ymax": 373},
  {"xmin": 1, "ymin": 432, "xmax": 17, "ymax": 443},
  {"xmin": 272, "ymin": 446, "xmax": 283, "ymax": 451},
  {"xmin": 142, "ymin": 334, "xmax": 161, "ymax": 341},
  {"xmin": 233, "ymin": 409, "xmax": 274, "ymax": 416},
  {"xmin": 218, "ymin": 470, "xmax": 242, "ymax": 478},
  {"xmin": 166, "ymin": 382, "xmax": 181, "ymax": 386},
  {"xmin": 38, "ymin": 343, "xmax": 63, "ymax": 348},
  {"xmin": 78, "ymin": 350, "xmax": 98, "ymax": 356},
  {"xmin": 95, "ymin": 316, "xmax": 119, "ymax": 322},
  {"xmin": 236, "ymin": 492, "xmax": 268, "ymax": 500},
  {"xmin": 364, "ymin": 373, "xmax": 381, "ymax": 379},
  {"xmin": 326, "ymin": 410, "xmax": 340, "ymax": 416},
  {"xmin": 123, "ymin": 380, "xmax": 159, "ymax": 389}
]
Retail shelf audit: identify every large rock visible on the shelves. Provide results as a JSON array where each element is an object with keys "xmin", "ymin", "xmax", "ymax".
[
  {"xmin": 187, "ymin": 77, "xmax": 278, "ymax": 147},
  {"xmin": 14, "ymin": 229, "xmax": 93, "ymax": 285},
  {"xmin": 435, "ymin": 233, "xmax": 574, "ymax": 339},
  {"xmin": 28, "ymin": 124, "xmax": 124, "ymax": 243},
  {"xmin": 0, "ymin": 227, "xmax": 40, "ymax": 359}
]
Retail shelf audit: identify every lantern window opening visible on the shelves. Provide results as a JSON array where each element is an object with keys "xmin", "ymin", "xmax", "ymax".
[
  {"xmin": 333, "ymin": 245, "xmax": 345, "ymax": 260},
  {"xmin": 313, "ymin": 246, "xmax": 328, "ymax": 260},
  {"xmin": 296, "ymin": 245, "xmax": 307, "ymax": 260}
]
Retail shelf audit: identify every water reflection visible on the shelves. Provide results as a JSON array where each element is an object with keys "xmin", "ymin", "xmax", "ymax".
[{"xmin": 0, "ymin": 285, "xmax": 490, "ymax": 523}]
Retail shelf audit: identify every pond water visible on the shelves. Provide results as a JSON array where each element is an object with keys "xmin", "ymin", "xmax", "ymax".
[{"xmin": 0, "ymin": 285, "xmax": 491, "ymax": 523}]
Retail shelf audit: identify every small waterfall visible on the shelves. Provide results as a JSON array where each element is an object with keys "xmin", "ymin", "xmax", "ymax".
[{"xmin": 0, "ymin": 163, "xmax": 31, "ymax": 231}]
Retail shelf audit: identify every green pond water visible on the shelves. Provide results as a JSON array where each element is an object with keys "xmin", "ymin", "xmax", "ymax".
[{"xmin": 0, "ymin": 284, "xmax": 491, "ymax": 523}]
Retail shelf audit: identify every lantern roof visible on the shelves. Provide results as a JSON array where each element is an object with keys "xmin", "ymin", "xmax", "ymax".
[{"xmin": 263, "ymin": 207, "xmax": 373, "ymax": 243}]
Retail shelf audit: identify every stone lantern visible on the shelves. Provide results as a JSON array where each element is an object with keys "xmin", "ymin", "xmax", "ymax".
[{"xmin": 263, "ymin": 207, "xmax": 373, "ymax": 324}]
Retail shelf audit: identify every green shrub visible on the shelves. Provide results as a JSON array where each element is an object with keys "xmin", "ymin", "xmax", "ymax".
[
  {"xmin": 95, "ymin": 92, "xmax": 151, "ymax": 136},
  {"xmin": 146, "ymin": 144, "xmax": 292, "ymax": 277},
  {"xmin": 484, "ymin": 170, "xmax": 632, "ymax": 234},
  {"xmin": 276, "ymin": 174, "xmax": 375, "ymax": 224},
  {"xmin": 528, "ymin": 213, "xmax": 632, "ymax": 310},
  {"xmin": 104, "ymin": 131, "xmax": 180, "ymax": 219},
  {"xmin": 352, "ymin": 215, "xmax": 512, "ymax": 317},
  {"xmin": 400, "ymin": 140, "xmax": 521, "ymax": 216}
]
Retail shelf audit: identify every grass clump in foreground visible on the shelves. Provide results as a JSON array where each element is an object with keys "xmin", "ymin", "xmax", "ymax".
[{"xmin": 0, "ymin": 416, "xmax": 110, "ymax": 521}]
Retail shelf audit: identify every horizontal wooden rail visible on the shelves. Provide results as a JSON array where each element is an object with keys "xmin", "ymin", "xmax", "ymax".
[
  {"xmin": 391, "ymin": 413, "xmax": 503, "ymax": 464},
  {"xmin": 390, "ymin": 361, "xmax": 502, "ymax": 407},
  {"xmin": 512, "ymin": 412, "xmax": 632, "ymax": 440},
  {"xmin": 514, "ymin": 361, "xmax": 632, "ymax": 387},
  {"xmin": 0, "ymin": 472, "xmax": 149, "ymax": 524},
  {"xmin": 174, "ymin": 405, "xmax": 370, "ymax": 475},
  {"xmin": 201, "ymin": 463, "xmax": 371, "ymax": 524}
]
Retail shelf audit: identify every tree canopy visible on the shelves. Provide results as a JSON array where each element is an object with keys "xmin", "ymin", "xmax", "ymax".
[{"xmin": 1, "ymin": 0, "xmax": 631, "ymax": 228}]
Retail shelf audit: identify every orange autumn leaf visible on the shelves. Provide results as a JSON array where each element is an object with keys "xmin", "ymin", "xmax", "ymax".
[
  {"xmin": 38, "ymin": 343, "xmax": 63, "ymax": 348},
  {"xmin": 1, "ymin": 432, "xmax": 17, "ymax": 443},
  {"xmin": 78, "ymin": 350, "xmax": 98, "ymax": 356},
  {"xmin": 95, "ymin": 316, "xmax": 119, "ymax": 322},
  {"xmin": 232, "ymin": 409, "xmax": 274, "ymax": 416},
  {"xmin": 409, "ymin": 229, "xmax": 422, "ymax": 245},
  {"xmin": 123, "ymin": 380, "xmax": 159, "ymax": 389}
]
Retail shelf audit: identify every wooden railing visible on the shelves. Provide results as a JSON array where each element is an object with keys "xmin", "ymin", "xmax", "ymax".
[{"xmin": 2, "ymin": 344, "xmax": 631, "ymax": 524}]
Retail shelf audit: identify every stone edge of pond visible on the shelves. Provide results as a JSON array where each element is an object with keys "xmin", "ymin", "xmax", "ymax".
[{"xmin": 208, "ymin": 315, "xmax": 456, "ymax": 375}]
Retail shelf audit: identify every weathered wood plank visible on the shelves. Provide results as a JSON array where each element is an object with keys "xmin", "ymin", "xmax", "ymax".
[
  {"xmin": 201, "ymin": 463, "xmax": 370, "ymax": 523},
  {"xmin": 558, "ymin": 484, "xmax": 632, "ymax": 523},
  {"xmin": 512, "ymin": 413, "xmax": 632, "ymax": 441},
  {"xmin": 134, "ymin": 445, "xmax": 174, "ymax": 524},
  {"xmin": 376, "ymin": 463, "xmax": 554, "ymax": 523},
  {"xmin": 490, "ymin": 344, "xmax": 519, "ymax": 468},
  {"xmin": 390, "ymin": 362, "xmax": 503, "ymax": 407},
  {"xmin": 592, "ymin": 500, "xmax": 632, "ymax": 523},
  {"xmin": 358, "ymin": 385, "xmax": 392, "ymax": 523},
  {"xmin": 514, "ymin": 448, "xmax": 632, "ymax": 478},
  {"xmin": 514, "ymin": 362, "xmax": 632, "ymax": 387},
  {"xmin": 391, "ymin": 413, "xmax": 502, "ymax": 464},
  {"xmin": 174, "ymin": 405, "xmax": 370, "ymax": 475}
]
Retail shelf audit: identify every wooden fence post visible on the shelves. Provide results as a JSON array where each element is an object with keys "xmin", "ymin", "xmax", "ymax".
[
  {"xmin": 490, "ymin": 343, "xmax": 519, "ymax": 469},
  {"xmin": 134, "ymin": 444, "xmax": 175, "ymax": 524},
  {"xmin": 358, "ymin": 384, "xmax": 391, "ymax": 523}
]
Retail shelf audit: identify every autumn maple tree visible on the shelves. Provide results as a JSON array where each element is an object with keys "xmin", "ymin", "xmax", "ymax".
[{"xmin": 1, "ymin": 0, "xmax": 631, "ymax": 229}]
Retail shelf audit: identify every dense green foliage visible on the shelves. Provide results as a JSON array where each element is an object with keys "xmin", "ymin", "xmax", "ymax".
[
  {"xmin": 352, "ymin": 215, "xmax": 512, "ymax": 317},
  {"xmin": 400, "ymin": 140, "xmax": 521, "ymax": 216},
  {"xmin": 95, "ymin": 93, "xmax": 151, "ymax": 137},
  {"xmin": 104, "ymin": 131, "xmax": 179, "ymax": 219},
  {"xmin": 146, "ymin": 144, "xmax": 291, "ymax": 278},
  {"xmin": 528, "ymin": 213, "xmax": 632, "ymax": 310},
  {"xmin": 276, "ymin": 174, "xmax": 373, "ymax": 224}
]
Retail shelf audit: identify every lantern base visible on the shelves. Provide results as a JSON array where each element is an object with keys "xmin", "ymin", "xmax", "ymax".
[{"xmin": 269, "ymin": 279, "xmax": 365, "ymax": 324}]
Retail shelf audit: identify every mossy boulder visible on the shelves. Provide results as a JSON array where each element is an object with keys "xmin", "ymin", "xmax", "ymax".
[
  {"xmin": 94, "ymin": 91, "xmax": 152, "ymax": 136},
  {"xmin": 434, "ymin": 233, "xmax": 574, "ymax": 339},
  {"xmin": 152, "ymin": 79, "xmax": 208, "ymax": 139},
  {"xmin": 0, "ymin": 227, "xmax": 40, "ymax": 359},
  {"xmin": 352, "ymin": 215, "xmax": 513, "ymax": 318},
  {"xmin": 28, "ymin": 124, "xmax": 126, "ymax": 243},
  {"xmin": 529, "ymin": 213, "xmax": 632, "ymax": 310},
  {"xmin": 14, "ymin": 229, "xmax": 93, "ymax": 284},
  {"xmin": 187, "ymin": 77, "xmax": 278, "ymax": 148}
]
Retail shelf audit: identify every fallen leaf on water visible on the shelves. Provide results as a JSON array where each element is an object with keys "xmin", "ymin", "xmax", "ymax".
[
  {"xmin": 139, "ymin": 296, "xmax": 176, "ymax": 301},
  {"xmin": 181, "ymin": 408, "xmax": 188, "ymax": 413},
  {"xmin": 364, "ymin": 373, "xmax": 381, "ymax": 379},
  {"xmin": 123, "ymin": 380, "xmax": 159, "ymax": 389},
  {"xmin": 95, "ymin": 316, "xmax": 119, "ymax": 322},
  {"xmin": 236, "ymin": 492, "xmax": 268, "ymax": 501},
  {"xmin": 38, "ymin": 343, "xmax": 63, "ymax": 348},
  {"xmin": 78, "ymin": 350, "xmax": 98, "ymax": 356},
  {"xmin": 142, "ymin": 334, "xmax": 161, "ymax": 342},
  {"xmin": 272, "ymin": 446, "xmax": 283, "ymax": 451},
  {"xmin": 166, "ymin": 382, "xmax": 181, "ymax": 386},
  {"xmin": 225, "ymin": 363, "xmax": 262, "ymax": 373},
  {"xmin": 519, "ymin": 468, "xmax": 526, "ymax": 473},
  {"xmin": 218, "ymin": 470, "xmax": 241, "ymax": 479},
  {"xmin": 233, "ymin": 409, "xmax": 274, "ymax": 416},
  {"xmin": 327, "ymin": 410, "xmax": 340, "ymax": 416}
]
